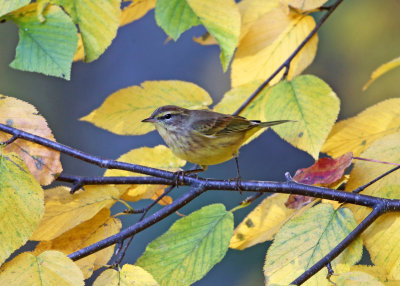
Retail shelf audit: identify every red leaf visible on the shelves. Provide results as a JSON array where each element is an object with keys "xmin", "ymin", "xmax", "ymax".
[
  {"xmin": 293, "ymin": 152, "xmax": 353, "ymax": 185},
  {"xmin": 285, "ymin": 152, "xmax": 353, "ymax": 209}
]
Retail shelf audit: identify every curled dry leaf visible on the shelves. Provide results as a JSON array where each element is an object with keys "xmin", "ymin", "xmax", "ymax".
[
  {"xmin": 0, "ymin": 95, "xmax": 62, "ymax": 185},
  {"xmin": 286, "ymin": 152, "xmax": 353, "ymax": 209}
]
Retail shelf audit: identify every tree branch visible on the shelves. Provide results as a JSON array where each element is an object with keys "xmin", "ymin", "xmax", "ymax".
[
  {"xmin": 2, "ymin": 123, "xmax": 400, "ymax": 270},
  {"xmin": 57, "ymin": 173, "xmax": 173, "ymax": 193},
  {"xmin": 0, "ymin": 123, "xmax": 176, "ymax": 180},
  {"xmin": 233, "ymin": 0, "xmax": 344, "ymax": 116}
]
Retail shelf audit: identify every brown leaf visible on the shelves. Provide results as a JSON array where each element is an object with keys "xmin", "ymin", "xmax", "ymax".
[
  {"xmin": 0, "ymin": 95, "xmax": 62, "ymax": 185},
  {"xmin": 286, "ymin": 152, "xmax": 353, "ymax": 209}
]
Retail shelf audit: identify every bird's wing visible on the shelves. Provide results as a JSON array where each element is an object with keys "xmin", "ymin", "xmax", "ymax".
[{"xmin": 191, "ymin": 114, "xmax": 255, "ymax": 137}]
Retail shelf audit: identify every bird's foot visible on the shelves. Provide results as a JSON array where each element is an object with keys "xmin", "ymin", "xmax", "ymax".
[{"xmin": 173, "ymin": 167, "xmax": 204, "ymax": 186}]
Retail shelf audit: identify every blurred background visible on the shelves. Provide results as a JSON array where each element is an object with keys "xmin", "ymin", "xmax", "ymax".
[{"xmin": 1, "ymin": 0, "xmax": 400, "ymax": 285}]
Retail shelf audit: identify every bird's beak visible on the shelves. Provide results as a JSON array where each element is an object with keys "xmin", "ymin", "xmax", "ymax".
[{"xmin": 142, "ymin": 117, "xmax": 155, "ymax": 123}]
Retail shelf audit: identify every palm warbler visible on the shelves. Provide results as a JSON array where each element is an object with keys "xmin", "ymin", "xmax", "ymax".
[{"xmin": 142, "ymin": 105, "xmax": 294, "ymax": 172}]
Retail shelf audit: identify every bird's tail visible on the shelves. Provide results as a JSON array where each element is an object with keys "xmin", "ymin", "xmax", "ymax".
[{"xmin": 259, "ymin": 120, "xmax": 296, "ymax": 128}]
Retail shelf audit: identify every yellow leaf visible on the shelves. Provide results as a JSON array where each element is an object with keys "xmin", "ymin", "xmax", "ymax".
[
  {"xmin": 56, "ymin": 0, "xmax": 121, "ymax": 62},
  {"xmin": 331, "ymin": 265, "xmax": 387, "ymax": 286},
  {"xmin": 0, "ymin": 251, "xmax": 84, "ymax": 286},
  {"xmin": 287, "ymin": 0, "xmax": 329, "ymax": 11},
  {"xmin": 345, "ymin": 133, "xmax": 400, "ymax": 280},
  {"xmin": 74, "ymin": 0, "xmax": 155, "ymax": 62},
  {"xmin": 186, "ymin": 0, "xmax": 241, "ymax": 71},
  {"xmin": 105, "ymin": 145, "xmax": 185, "ymax": 203},
  {"xmin": 237, "ymin": 6, "xmax": 292, "ymax": 58},
  {"xmin": 0, "ymin": 153, "xmax": 44, "ymax": 265},
  {"xmin": 31, "ymin": 185, "xmax": 119, "ymax": 241},
  {"xmin": 231, "ymin": 7, "xmax": 317, "ymax": 87},
  {"xmin": 93, "ymin": 264, "xmax": 159, "ymax": 286},
  {"xmin": 73, "ymin": 34, "xmax": 84, "ymax": 62},
  {"xmin": 0, "ymin": 95, "xmax": 62, "ymax": 185},
  {"xmin": 264, "ymin": 204, "xmax": 362, "ymax": 285},
  {"xmin": 230, "ymin": 193, "xmax": 314, "ymax": 250},
  {"xmin": 322, "ymin": 98, "xmax": 400, "ymax": 158},
  {"xmin": 237, "ymin": 0, "xmax": 281, "ymax": 41},
  {"xmin": 350, "ymin": 265, "xmax": 388, "ymax": 282},
  {"xmin": 333, "ymin": 271, "xmax": 384, "ymax": 286},
  {"xmin": 345, "ymin": 132, "xmax": 400, "ymax": 198},
  {"xmin": 80, "ymin": 80, "xmax": 212, "ymax": 135},
  {"xmin": 264, "ymin": 75, "xmax": 340, "ymax": 159},
  {"xmin": 34, "ymin": 209, "xmax": 121, "ymax": 279},
  {"xmin": 105, "ymin": 145, "xmax": 186, "ymax": 177},
  {"xmin": 120, "ymin": 0, "xmax": 156, "ymax": 26},
  {"xmin": 363, "ymin": 56, "xmax": 400, "ymax": 91}
]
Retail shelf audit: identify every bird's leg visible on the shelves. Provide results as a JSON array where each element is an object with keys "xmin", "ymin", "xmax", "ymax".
[
  {"xmin": 173, "ymin": 165, "xmax": 207, "ymax": 186},
  {"xmin": 229, "ymin": 155, "xmax": 243, "ymax": 193}
]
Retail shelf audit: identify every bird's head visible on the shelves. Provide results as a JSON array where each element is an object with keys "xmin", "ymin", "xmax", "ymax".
[{"xmin": 142, "ymin": 105, "xmax": 190, "ymax": 132}]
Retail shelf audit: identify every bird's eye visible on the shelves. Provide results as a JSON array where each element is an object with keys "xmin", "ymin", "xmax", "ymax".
[{"xmin": 164, "ymin": 113, "xmax": 172, "ymax": 119}]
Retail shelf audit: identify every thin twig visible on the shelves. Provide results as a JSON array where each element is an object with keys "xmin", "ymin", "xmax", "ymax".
[
  {"xmin": 241, "ymin": 192, "xmax": 264, "ymax": 205},
  {"xmin": 113, "ymin": 185, "xmax": 177, "ymax": 265},
  {"xmin": 233, "ymin": 0, "xmax": 344, "ymax": 116},
  {"xmin": 352, "ymin": 165, "xmax": 400, "ymax": 193},
  {"xmin": 1, "ymin": 135, "xmax": 18, "ymax": 146}
]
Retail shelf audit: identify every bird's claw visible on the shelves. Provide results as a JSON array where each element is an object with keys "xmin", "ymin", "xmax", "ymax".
[{"xmin": 173, "ymin": 170, "xmax": 199, "ymax": 187}]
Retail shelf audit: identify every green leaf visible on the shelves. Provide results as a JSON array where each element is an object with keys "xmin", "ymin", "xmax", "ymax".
[
  {"xmin": 264, "ymin": 203, "xmax": 362, "ymax": 285},
  {"xmin": 155, "ymin": 0, "xmax": 200, "ymax": 41},
  {"xmin": 264, "ymin": 75, "xmax": 340, "ymax": 159},
  {"xmin": 54, "ymin": 0, "xmax": 121, "ymax": 62},
  {"xmin": 9, "ymin": 4, "xmax": 78, "ymax": 79},
  {"xmin": 136, "ymin": 204, "xmax": 233, "ymax": 286},
  {"xmin": 80, "ymin": 80, "xmax": 212, "ymax": 135},
  {"xmin": 186, "ymin": 0, "xmax": 240, "ymax": 71},
  {"xmin": 0, "ymin": 0, "xmax": 30, "ymax": 17},
  {"xmin": 0, "ymin": 153, "xmax": 44, "ymax": 265}
]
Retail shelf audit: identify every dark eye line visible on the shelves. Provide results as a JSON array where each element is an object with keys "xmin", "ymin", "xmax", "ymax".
[{"xmin": 159, "ymin": 113, "xmax": 173, "ymax": 120}]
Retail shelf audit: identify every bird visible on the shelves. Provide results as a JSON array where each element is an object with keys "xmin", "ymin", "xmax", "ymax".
[{"xmin": 142, "ymin": 105, "xmax": 294, "ymax": 178}]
